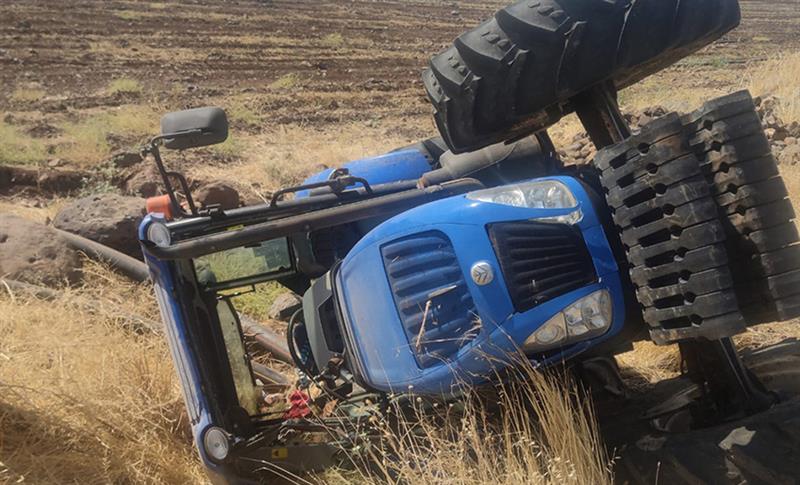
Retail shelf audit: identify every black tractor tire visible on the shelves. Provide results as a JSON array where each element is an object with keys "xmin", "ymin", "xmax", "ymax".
[
  {"xmin": 609, "ymin": 340, "xmax": 800, "ymax": 485},
  {"xmin": 596, "ymin": 114, "xmax": 745, "ymax": 344},
  {"xmin": 423, "ymin": 0, "xmax": 741, "ymax": 153},
  {"xmin": 681, "ymin": 91, "xmax": 800, "ymax": 324}
]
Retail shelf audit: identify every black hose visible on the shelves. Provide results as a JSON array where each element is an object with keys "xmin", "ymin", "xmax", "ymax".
[
  {"xmin": 52, "ymin": 228, "xmax": 293, "ymax": 364},
  {"xmin": 286, "ymin": 308, "xmax": 317, "ymax": 376},
  {"xmin": 53, "ymin": 228, "xmax": 150, "ymax": 282},
  {"xmin": 249, "ymin": 361, "xmax": 290, "ymax": 387}
]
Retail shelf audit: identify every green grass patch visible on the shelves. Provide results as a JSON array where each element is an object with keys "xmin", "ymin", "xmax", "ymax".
[
  {"xmin": 226, "ymin": 100, "xmax": 261, "ymax": 126},
  {"xmin": 320, "ymin": 33, "xmax": 345, "ymax": 48},
  {"xmin": 210, "ymin": 135, "xmax": 247, "ymax": 159},
  {"xmin": 231, "ymin": 282, "xmax": 286, "ymax": 321},
  {"xmin": 114, "ymin": 10, "xmax": 146, "ymax": 20},
  {"xmin": 269, "ymin": 73, "xmax": 299, "ymax": 90},
  {"xmin": 107, "ymin": 78, "xmax": 143, "ymax": 95},
  {"xmin": 55, "ymin": 106, "xmax": 155, "ymax": 166},
  {"xmin": 0, "ymin": 122, "xmax": 48, "ymax": 165},
  {"xmin": 11, "ymin": 88, "xmax": 46, "ymax": 103}
]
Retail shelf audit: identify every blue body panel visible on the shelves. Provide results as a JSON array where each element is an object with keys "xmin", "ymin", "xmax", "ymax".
[
  {"xmin": 139, "ymin": 215, "xmax": 237, "ymax": 485},
  {"xmin": 336, "ymin": 176, "xmax": 625, "ymax": 395},
  {"xmin": 296, "ymin": 148, "xmax": 432, "ymax": 198}
]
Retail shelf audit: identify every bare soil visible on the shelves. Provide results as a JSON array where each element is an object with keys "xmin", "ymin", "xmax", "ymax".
[{"xmin": 2, "ymin": 0, "xmax": 799, "ymax": 132}]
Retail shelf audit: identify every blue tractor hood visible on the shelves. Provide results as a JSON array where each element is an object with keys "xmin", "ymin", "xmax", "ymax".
[{"xmin": 333, "ymin": 176, "xmax": 626, "ymax": 395}]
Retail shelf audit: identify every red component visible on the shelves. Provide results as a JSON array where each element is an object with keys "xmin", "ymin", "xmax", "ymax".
[
  {"xmin": 283, "ymin": 390, "xmax": 311, "ymax": 419},
  {"xmin": 145, "ymin": 194, "xmax": 173, "ymax": 220}
]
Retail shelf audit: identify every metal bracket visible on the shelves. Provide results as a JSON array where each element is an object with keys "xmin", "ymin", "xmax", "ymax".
[{"xmin": 572, "ymin": 81, "xmax": 631, "ymax": 149}]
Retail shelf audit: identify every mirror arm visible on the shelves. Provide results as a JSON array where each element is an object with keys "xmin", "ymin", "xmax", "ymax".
[
  {"xmin": 142, "ymin": 136, "xmax": 199, "ymax": 218},
  {"xmin": 168, "ymin": 170, "xmax": 198, "ymax": 216}
]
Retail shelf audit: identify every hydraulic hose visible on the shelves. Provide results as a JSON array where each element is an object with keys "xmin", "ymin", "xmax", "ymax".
[{"xmin": 53, "ymin": 228, "xmax": 150, "ymax": 283}]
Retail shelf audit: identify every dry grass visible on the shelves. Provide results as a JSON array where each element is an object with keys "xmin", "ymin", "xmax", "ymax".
[
  {"xmin": 194, "ymin": 123, "xmax": 416, "ymax": 198},
  {"xmin": 107, "ymin": 78, "xmax": 143, "ymax": 96},
  {"xmin": 0, "ymin": 262, "xmax": 206, "ymax": 484},
  {"xmin": 269, "ymin": 73, "xmax": 300, "ymax": 90},
  {"xmin": 10, "ymin": 88, "xmax": 46, "ymax": 103},
  {"xmin": 328, "ymin": 365, "xmax": 611, "ymax": 485},
  {"xmin": 747, "ymin": 51, "xmax": 800, "ymax": 123},
  {"xmin": 0, "ymin": 199, "xmax": 66, "ymax": 225}
]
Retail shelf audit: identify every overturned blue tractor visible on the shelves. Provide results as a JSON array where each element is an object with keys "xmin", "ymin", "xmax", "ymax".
[{"xmin": 139, "ymin": 0, "xmax": 800, "ymax": 483}]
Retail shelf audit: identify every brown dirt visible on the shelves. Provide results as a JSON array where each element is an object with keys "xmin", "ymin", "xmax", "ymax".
[{"xmin": 2, "ymin": 0, "xmax": 799, "ymax": 132}]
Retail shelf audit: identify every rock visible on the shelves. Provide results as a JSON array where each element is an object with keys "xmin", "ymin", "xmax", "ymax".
[
  {"xmin": 194, "ymin": 181, "xmax": 240, "ymax": 210},
  {"xmin": 777, "ymin": 144, "xmax": 800, "ymax": 166},
  {"xmin": 268, "ymin": 292, "xmax": 303, "ymax": 321},
  {"xmin": 26, "ymin": 122, "xmax": 61, "ymax": 138},
  {"xmin": 52, "ymin": 194, "xmax": 147, "ymax": 258},
  {"xmin": 0, "ymin": 214, "xmax": 82, "ymax": 286},
  {"xmin": 111, "ymin": 150, "xmax": 143, "ymax": 168},
  {"xmin": 772, "ymin": 127, "xmax": 790, "ymax": 142},
  {"xmin": 785, "ymin": 137, "xmax": 798, "ymax": 146},
  {"xmin": 123, "ymin": 163, "xmax": 163, "ymax": 197}
]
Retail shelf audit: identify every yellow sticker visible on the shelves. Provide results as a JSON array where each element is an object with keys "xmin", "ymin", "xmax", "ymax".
[
  {"xmin": 270, "ymin": 448, "xmax": 289, "ymax": 459},
  {"xmin": 226, "ymin": 224, "xmax": 245, "ymax": 231}
]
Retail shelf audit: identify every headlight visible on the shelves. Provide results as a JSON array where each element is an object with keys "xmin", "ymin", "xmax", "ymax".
[
  {"xmin": 202, "ymin": 426, "xmax": 230, "ymax": 463},
  {"xmin": 146, "ymin": 221, "xmax": 172, "ymax": 247},
  {"xmin": 522, "ymin": 289, "xmax": 612, "ymax": 353},
  {"xmin": 467, "ymin": 180, "xmax": 577, "ymax": 210}
]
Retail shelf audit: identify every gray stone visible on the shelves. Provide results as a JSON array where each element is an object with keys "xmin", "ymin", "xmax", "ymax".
[
  {"xmin": 111, "ymin": 150, "xmax": 143, "ymax": 168},
  {"xmin": 52, "ymin": 193, "xmax": 147, "ymax": 258},
  {"xmin": 194, "ymin": 181, "xmax": 240, "ymax": 210},
  {"xmin": 0, "ymin": 214, "xmax": 82, "ymax": 286},
  {"xmin": 123, "ymin": 163, "xmax": 162, "ymax": 198}
]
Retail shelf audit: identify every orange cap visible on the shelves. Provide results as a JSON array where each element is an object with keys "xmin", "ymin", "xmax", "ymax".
[{"xmin": 145, "ymin": 194, "xmax": 174, "ymax": 220}]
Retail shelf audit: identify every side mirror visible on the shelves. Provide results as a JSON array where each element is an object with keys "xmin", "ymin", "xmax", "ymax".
[{"xmin": 160, "ymin": 107, "xmax": 228, "ymax": 150}]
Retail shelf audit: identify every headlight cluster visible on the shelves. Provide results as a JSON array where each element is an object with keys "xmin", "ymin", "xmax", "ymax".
[
  {"xmin": 146, "ymin": 221, "xmax": 172, "ymax": 247},
  {"xmin": 467, "ymin": 180, "xmax": 577, "ymax": 209},
  {"xmin": 467, "ymin": 180, "xmax": 582, "ymax": 224},
  {"xmin": 203, "ymin": 426, "xmax": 231, "ymax": 463},
  {"xmin": 523, "ymin": 290, "xmax": 612, "ymax": 353}
]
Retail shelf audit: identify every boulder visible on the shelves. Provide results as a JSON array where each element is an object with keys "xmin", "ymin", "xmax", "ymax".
[
  {"xmin": 52, "ymin": 193, "xmax": 146, "ymax": 258},
  {"xmin": 268, "ymin": 292, "xmax": 303, "ymax": 321},
  {"xmin": 111, "ymin": 150, "xmax": 143, "ymax": 168},
  {"xmin": 0, "ymin": 214, "xmax": 82, "ymax": 285},
  {"xmin": 123, "ymin": 163, "xmax": 163, "ymax": 197},
  {"xmin": 195, "ymin": 181, "xmax": 240, "ymax": 210}
]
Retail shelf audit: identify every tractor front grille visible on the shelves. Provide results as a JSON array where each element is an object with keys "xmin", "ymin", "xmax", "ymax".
[
  {"xmin": 488, "ymin": 222, "xmax": 597, "ymax": 313},
  {"xmin": 381, "ymin": 231, "xmax": 478, "ymax": 368}
]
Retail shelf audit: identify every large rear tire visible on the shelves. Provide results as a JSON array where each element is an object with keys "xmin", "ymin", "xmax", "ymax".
[
  {"xmin": 424, "ymin": 0, "xmax": 741, "ymax": 153},
  {"xmin": 609, "ymin": 340, "xmax": 800, "ymax": 485}
]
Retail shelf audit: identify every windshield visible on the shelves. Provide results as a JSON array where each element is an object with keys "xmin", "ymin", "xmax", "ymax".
[{"xmin": 193, "ymin": 238, "xmax": 293, "ymax": 290}]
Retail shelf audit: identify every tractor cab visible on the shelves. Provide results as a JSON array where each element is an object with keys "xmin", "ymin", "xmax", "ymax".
[{"xmin": 137, "ymin": 105, "xmax": 633, "ymax": 479}]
